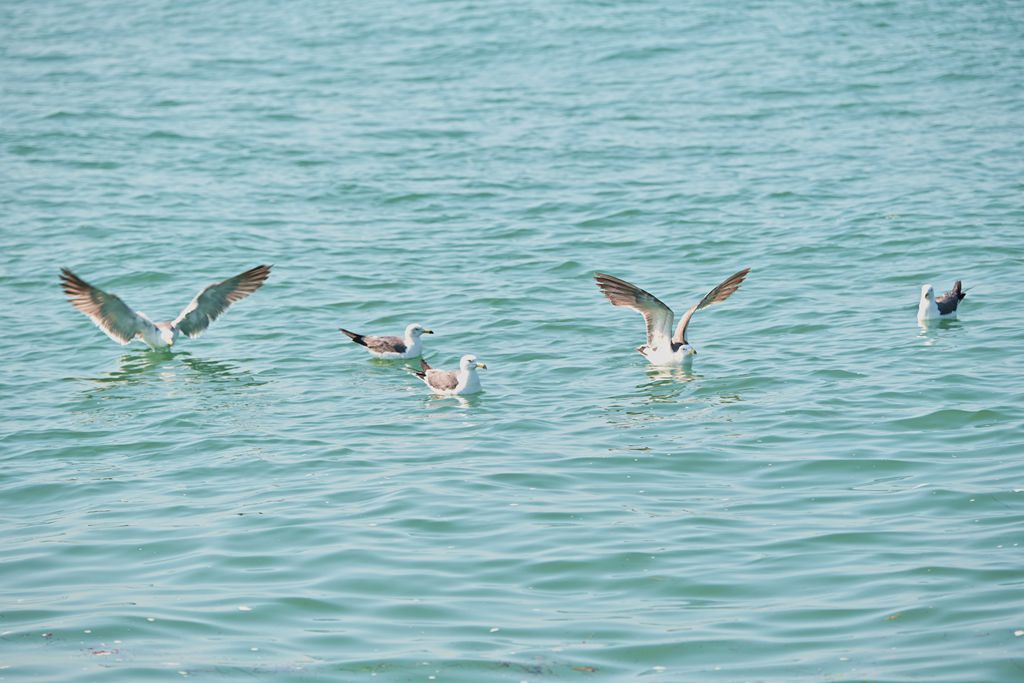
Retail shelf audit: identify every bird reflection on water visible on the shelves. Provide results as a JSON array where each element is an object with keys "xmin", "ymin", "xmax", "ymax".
[
  {"xmin": 421, "ymin": 392, "xmax": 480, "ymax": 412},
  {"xmin": 641, "ymin": 365, "xmax": 744, "ymax": 411},
  {"xmin": 82, "ymin": 350, "xmax": 261, "ymax": 392},
  {"xmin": 604, "ymin": 364, "xmax": 744, "ymax": 432},
  {"xmin": 916, "ymin": 317, "xmax": 963, "ymax": 346},
  {"xmin": 633, "ymin": 365, "xmax": 707, "ymax": 406}
]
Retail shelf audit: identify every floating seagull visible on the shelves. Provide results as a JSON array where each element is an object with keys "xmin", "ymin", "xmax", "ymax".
[
  {"xmin": 918, "ymin": 280, "xmax": 966, "ymax": 322},
  {"xmin": 60, "ymin": 265, "xmax": 271, "ymax": 350},
  {"xmin": 595, "ymin": 268, "xmax": 750, "ymax": 365},
  {"xmin": 414, "ymin": 354, "xmax": 486, "ymax": 395},
  {"xmin": 339, "ymin": 323, "xmax": 432, "ymax": 359}
]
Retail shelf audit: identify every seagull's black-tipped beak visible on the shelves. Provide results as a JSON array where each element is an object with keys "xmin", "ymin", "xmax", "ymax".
[{"xmin": 423, "ymin": 329, "xmax": 434, "ymax": 335}]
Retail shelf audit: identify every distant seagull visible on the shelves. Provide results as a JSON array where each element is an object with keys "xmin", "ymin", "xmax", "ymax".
[
  {"xmin": 918, "ymin": 280, "xmax": 966, "ymax": 322},
  {"xmin": 60, "ymin": 265, "xmax": 271, "ymax": 350},
  {"xmin": 415, "ymin": 354, "xmax": 486, "ymax": 395},
  {"xmin": 595, "ymin": 268, "xmax": 750, "ymax": 365},
  {"xmin": 339, "ymin": 323, "xmax": 432, "ymax": 359}
]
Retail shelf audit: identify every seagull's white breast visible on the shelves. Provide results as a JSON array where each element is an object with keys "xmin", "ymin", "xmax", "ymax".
[
  {"xmin": 641, "ymin": 344, "xmax": 694, "ymax": 366},
  {"xmin": 917, "ymin": 298, "xmax": 944, "ymax": 321}
]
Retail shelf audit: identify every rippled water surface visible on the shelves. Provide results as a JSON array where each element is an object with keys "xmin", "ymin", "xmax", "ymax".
[{"xmin": 3, "ymin": 1, "xmax": 1024, "ymax": 680}]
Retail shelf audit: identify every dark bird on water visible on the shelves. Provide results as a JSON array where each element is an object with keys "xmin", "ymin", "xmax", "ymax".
[{"xmin": 917, "ymin": 280, "xmax": 966, "ymax": 322}]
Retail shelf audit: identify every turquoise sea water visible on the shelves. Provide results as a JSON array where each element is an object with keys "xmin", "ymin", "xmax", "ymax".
[{"xmin": 3, "ymin": 1, "xmax": 1024, "ymax": 680}]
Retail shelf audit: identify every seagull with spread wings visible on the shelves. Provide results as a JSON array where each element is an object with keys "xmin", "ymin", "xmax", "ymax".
[
  {"xmin": 60, "ymin": 265, "xmax": 271, "ymax": 350},
  {"xmin": 594, "ymin": 268, "xmax": 750, "ymax": 365}
]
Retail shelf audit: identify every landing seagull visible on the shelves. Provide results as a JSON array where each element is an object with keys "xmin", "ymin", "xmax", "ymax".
[
  {"xmin": 339, "ymin": 323, "xmax": 432, "ymax": 359},
  {"xmin": 60, "ymin": 265, "xmax": 271, "ymax": 350},
  {"xmin": 918, "ymin": 280, "xmax": 966, "ymax": 322},
  {"xmin": 595, "ymin": 268, "xmax": 750, "ymax": 365},
  {"xmin": 415, "ymin": 354, "xmax": 486, "ymax": 395}
]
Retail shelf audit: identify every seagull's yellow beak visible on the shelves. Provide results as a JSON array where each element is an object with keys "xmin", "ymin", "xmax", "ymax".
[
  {"xmin": 476, "ymin": 362, "xmax": 487, "ymax": 370},
  {"xmin": 423, "ymin": 329, "xmax": 434, "ymax": 334},
  {"xmin": 689, "ymin": 348, "xmax": 697, "ymax": 356}
]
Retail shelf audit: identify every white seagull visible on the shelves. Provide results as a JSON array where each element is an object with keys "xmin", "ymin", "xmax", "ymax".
[
  {"xmin": 917, "ymin": 280, "xmax": 966, "ymax": 322},
  {"xmin": 339, "ymin": 323, "xmax": 432, "ymax": 359},
  {"xmin": 595, "ymin": 268, "xmax": 750, "ymax": 365},
  {"xmin": 60, "ymin": 265, "xmax": 271, "ymax": 350},
  {"xmin": 415, "ymin": 354, "xmax": 486, "ymax": 395}
]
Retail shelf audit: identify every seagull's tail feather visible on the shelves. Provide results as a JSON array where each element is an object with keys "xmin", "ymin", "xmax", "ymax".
[
  {"xmin": 414, "ymin": 358, "xmax": 431, "ymax": 379},
  {"xmin": 953, "ymin": 280, "xmax": 966, "ymax": 301},
  {"xmin": 339, "ymin": 328, "xmax": 367, "ymax": 346}
]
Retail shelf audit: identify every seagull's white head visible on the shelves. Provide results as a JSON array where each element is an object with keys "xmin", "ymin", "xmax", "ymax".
[
  {"xmin": 156, "ymin": 322, "xmax": 176, "ymax": 347},
  {"xmin": 460, "ymin": 354, "xmax": 486, "ymax": 371},
  {"xmin": 406, "ymin": 323, "xmax": 433, "ymax": 339},
  {"xmin": 921, "ymin": 284, "xmax": 935, "ymax": 302}
]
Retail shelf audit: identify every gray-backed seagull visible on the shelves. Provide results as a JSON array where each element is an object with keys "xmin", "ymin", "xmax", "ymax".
[
  {"xmin": 414, "ymin": 354, "xmax": 486, "ymax": 395},
  {"xmin": 60, "ymin": 265, "xmax": 271, "ymax": 350},
  {"xmin": 594, "ymin": 268, "xmax": 750, "ymax": 365},
  {"xmin": 339, "ymin": 323, "xmax": 433, "ymax": 359}
]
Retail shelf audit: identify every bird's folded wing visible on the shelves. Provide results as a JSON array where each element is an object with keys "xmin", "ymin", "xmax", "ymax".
[
  {"xmin": 673, "ymin": 268, "xmax": 750, "ymax": 344},
  {"xmin": 365, "ymin": 336, "xmax": 407, "ymax": 354},
  {"xmin": 60, "ymin": 268, "xmax": 145, "ymax": 345},
  {"xmin": 934, "ymin": 280, "xmax": 964, "ymax": 315},
  {"xmin": 594, "ymin": 273, "xmax": 674, "ymax": 348},
  {"xmin": 174, "ymin": 265, "xmax": 271, "ymax": 339},
  {"xmin": 426, "ymin": 369, "xmax": 459, "ymax": 391}
]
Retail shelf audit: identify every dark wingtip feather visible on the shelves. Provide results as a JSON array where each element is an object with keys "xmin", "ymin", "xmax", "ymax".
[
  {"xmin": 240, "ymin": 264, "xmax": 272, "ymax": 287},
  {"xmin": 709, "ymin": 267, "xmax": 751, "ymax": 304},
  {"xmin": 339, "ymin": 328, "xmax": 367, "ymax": 346},
  {"xmin": 594, "ymin": 273, "xmax": 629, "ymax": 289},
  {"xmin": 593, "ymin": 273, "xmax": 643, "ymax": 306},
  {"xmin": 59, "ymin": 268, "xmax": 90, "ymax": 297}
]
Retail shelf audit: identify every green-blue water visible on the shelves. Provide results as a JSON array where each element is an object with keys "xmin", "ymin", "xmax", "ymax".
[{"xmin": 3, "ymin": 1, "xmax": 1024, "ymax": 680}]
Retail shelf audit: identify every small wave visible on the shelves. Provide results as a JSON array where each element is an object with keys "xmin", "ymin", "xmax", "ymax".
[
  {"xmin": 891, "ymin": 408, "xmax": 1010, "ymax": 430},
  {"xmin": 142, "ymin": 130, "xmax": 194, "ymax": 140}
]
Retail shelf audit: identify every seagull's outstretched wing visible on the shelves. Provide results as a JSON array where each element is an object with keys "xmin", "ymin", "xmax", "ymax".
[
  {"xmin": 673, "ymin": 267, "xmax": 750, "ymax": 344},
  {"xmin": 60, "ymin": 268, "xmax": 146, "ymax": 345},
  {"xmin": 174, "ymin": 265, "xmax": 271, "ymax": 339},
  {"xmin": 594, "ymin": 273, "xmax": 674, "ymax": 348}
]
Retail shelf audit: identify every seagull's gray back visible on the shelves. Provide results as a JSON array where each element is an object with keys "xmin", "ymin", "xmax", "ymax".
[
  {"xmin": 365, "ymin": 335, "xmax": 407, "ymax": 354},
  {"xmin": 425, "ymin": 369, "xmax": 459, "ymax": 391}
]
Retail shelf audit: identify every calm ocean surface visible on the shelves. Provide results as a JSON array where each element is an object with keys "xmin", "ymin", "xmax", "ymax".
[{"xmin": 2, "ymin": 1, "xmax": 1024, "ymax": 680}]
